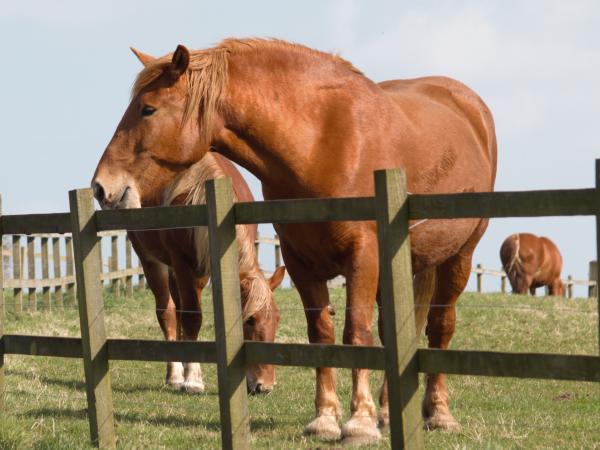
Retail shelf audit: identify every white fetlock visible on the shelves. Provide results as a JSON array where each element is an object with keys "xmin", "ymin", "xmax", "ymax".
[
  {"xmin": 181, "ymin": 362, "xmax": 204, "ymax": 394},
  {"xmin": 341, "ymin": 415, "xmax": 381, "ymax": 446},
  {"xmin": 166, "ymin": 362, "xmax": 184, "ymax": 389},
  {"xmin": 304, "ymin": 414, "xmax": 341, "ymax": 441}
]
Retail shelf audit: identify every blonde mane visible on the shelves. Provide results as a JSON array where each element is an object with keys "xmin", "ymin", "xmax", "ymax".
[
  {"xmin": 132, "ymin": 38, "xmax": 363, "ymax": 143},
  {"xmin": 162, "ymin": 153, "xmax": 272, "ymax": 320}
]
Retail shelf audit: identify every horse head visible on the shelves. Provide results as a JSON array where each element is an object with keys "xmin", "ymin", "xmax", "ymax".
[
  {"xmin": 240, "ymin": 265, "xmax": 285, "ymax": 394},
  {"xmin": 92, "ymin": 45, "xmax": 207, "ymax": 209}
]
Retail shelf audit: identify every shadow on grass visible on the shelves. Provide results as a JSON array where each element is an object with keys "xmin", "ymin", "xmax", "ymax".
[
  {"xmin": 19, "ymin": 407, "xmax": 283, "ymax": 433},
  {"xmin": 6, "ymin": 368, "xmax": 86, "ymax": 391},
  {"xmin": 7, "ymin": 368, "xmax": 221, "ymax": 397},
  {"xmin": 20, "ymin": 407, "xmax": 88, "ymax": 420}
]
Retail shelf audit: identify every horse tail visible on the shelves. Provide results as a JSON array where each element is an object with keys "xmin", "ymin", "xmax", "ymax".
[
  {"xmin": 504, "ymin": 233, "xmax": 522, "ymax": 277},
  {"xmin": 413, "ymin": 267, "xmax": 436, "ymax": 335}
]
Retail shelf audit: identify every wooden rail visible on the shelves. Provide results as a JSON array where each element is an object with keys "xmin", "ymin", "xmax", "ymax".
[{"xmin": 1, "ymin": 164, "xmax": 600, "ymax": 449}]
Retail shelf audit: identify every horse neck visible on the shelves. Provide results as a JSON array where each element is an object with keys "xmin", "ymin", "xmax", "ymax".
[{"xmin": 214, "ymin": 50, "xmax": 372, "ymax": 197}]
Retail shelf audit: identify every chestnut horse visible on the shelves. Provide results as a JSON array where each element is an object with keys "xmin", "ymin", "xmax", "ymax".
[
  {"xmin": 500, "ymin": 233, "xmax": 564, "ymax": 297},
  {"xmin": 124, "ymin": 151, "xmax": 285, "ymax": 394},
  {"xmin": 92, "ymin": 39, "xmax": 497, "ymax": 443}
]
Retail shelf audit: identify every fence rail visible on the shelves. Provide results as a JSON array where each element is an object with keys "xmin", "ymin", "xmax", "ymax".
[{"xmin": 2, "ymin": 163, "xmax": 600, "ymax": 450}]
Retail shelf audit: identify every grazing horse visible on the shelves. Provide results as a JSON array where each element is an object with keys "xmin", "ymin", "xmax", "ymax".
[
  {"xmin": 500, "ymin": 233, "xmax": 564, "ymax": 297},
  {"xmin": 120, "ymin": 150, "xmax": 284, "ymax": 394},
  {"xmin": 91, "ymin": 39, "xmax": 497, "ymax": 443}
]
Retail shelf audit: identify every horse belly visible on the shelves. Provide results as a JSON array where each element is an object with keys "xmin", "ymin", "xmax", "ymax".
[
  {"xmin": 274, "ymin": 222, "xmax": 361, "ymax": 281},
  {"xmin": 409, "ymin": 217, "xmax": 481, "ymax": 273}
]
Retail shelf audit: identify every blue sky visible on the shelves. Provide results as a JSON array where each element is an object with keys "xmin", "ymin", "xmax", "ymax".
[{"xmin": 1, "ymin": 1, "xmax": 599, "ymax": 293}]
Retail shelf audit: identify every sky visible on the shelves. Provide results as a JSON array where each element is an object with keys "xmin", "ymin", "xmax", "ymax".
[{"xmin": 1, "ymin": 1, "xmax": 599, "ymax": 295}]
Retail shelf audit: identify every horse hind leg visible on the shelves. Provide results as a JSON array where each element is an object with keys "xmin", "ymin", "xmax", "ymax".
[{"xmin": 378, "ymin": 267, "xmax": 436, "ymax": 430}]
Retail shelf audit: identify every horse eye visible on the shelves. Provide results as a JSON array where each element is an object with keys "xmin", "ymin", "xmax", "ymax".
[
  {"xmin": 245, "ymin": 317, "xmax": 256, "ymax": 326},
  {"xmin": 141, "ymin": 106, "xmax": 156, "ymax": 117}
]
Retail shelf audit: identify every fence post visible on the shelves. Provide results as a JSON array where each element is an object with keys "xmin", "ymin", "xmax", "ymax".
[
  {"xmin": 125, "ymin": 236, "xmax": 133, "ymax": 298},
  {"xmin": 65, "ymin": 236, "xmax": 75, "ymax": 304},
  {"xmin": 41, "ymin": 237, "xmax": 50, "ymax": 311},
  {"xmin": 0, "ymin": 195, "xmax": 4, "ymax": 411},
  {"xmin": 567, "ymin": 275, "xmax": 573, "ymax": 299},
  {"xmin": 69, "ymin": 189, "xmax": 116, "ymax": 449},
  {"xmin": 27, "ymin": 236, "xmax": 36, "ymax": 311},
  {"xmin": 110, "ymin": 235, "xmax": 120, "ymax": 298},
  {"xmin": 588, "ymin": 260, "xmax": 597, "ymax": 299},
  {"xmin": 476, "ymin": 263, "xmax": 483, "ymax": 293},
  {"xmin": 595, "ymin": 159, "xmax": 600, "ymax": 353},
  {"xmin": 374, "ymin": 169, "xmax": 424, "ymax": 450},
  {"xmin": 501, "ymin": 274, "xmax": 507, "ymax": 294},
  {"xmin": 274, "ymin": 234, "xmax": 282, "ymax": 268},
  {"xmin": 12, "ymin": 235, "xmax": 22, "ymax": 314},
  {"xmin": 206, "ymin": 178, "xmax": 250, "ymax": 450},
  {"xmin": 138, "ymin": 271, "xmax": 145, "ymax": 290},
  {"xmin": 52, "ymin": 237, "xmax": 63, "ymax": 308}
]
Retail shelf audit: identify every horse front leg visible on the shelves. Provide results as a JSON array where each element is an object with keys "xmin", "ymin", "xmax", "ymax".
[
  {"xmin": 340, "ymin": 250, "xmax": 381, "ymax": 445},
  {"xmin": 172, "ymin": 260, "xmax": 205, "ymax": 394},
  {"xmin": 286, "ymin": 275, "xmax": 339, "ymax": 441},
  {"xmin": 140, "ymin": 258, "xmax": 183, "ymax": 388}
]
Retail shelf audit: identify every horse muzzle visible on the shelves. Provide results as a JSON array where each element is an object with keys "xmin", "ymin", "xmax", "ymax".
[{"xmin": 91, "ymin": 179, "xmax": 141, "ymax": 210}]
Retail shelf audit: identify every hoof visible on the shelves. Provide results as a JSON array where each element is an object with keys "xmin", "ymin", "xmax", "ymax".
[
  {"xmin": 304, "ymin": 414, "xmax": 341, "ymax": 441},
  {"xmin": 181, "ymin": 380, "xmax": 205, "ymax": 394},
  {"xmin": 341, "ymin": 415, "xmax": 381, "ymax": 446},
  {"xmin": 166, "ymin": 381, "xmax": 184, "ymax": 390},
  {"xmin": 248, "ymin": 383, "xmax": 273, "ymax": 395},
  {"xmin": 424, "ymin": 412, "xmax": 460, "ymax": 432},
  {"xmin": 377, "ymin": 410, "xmax": 389, "ymax": 431}
]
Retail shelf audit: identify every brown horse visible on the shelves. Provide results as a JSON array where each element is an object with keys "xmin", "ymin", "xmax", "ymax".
[
  {"xmin": 92, "ymin": 39, "xmax": 497, "ymax": 443},
  {"xmin": 122, "ymin": 151, "xmax": 285, "ymax": 394},
  {"xmin": 500, "ymin": 233, "xmax": 564, "ymax": 297}
]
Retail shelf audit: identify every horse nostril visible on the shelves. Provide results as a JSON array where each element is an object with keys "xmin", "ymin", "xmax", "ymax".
[{"xmin": 92, "ymin": 182, "xmax": 105, "ymax": 204}]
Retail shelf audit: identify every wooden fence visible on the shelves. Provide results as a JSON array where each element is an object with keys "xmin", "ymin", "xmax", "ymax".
[
  {"xmin": 472, "ymin": 261, "xmax": 598, "ymax": 298},
  {"xmin": 1, "ymin": 231, "xmax": 144, "ymax": 312},
  {"xmin": 2, "ymin": 165, "xmax": 600, "ymax": 449},
  {"xmin": 1, "ymin": 231, "xmax": 339, "ymax": 308}
]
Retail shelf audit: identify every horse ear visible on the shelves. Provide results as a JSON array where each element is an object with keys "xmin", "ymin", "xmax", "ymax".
[
  {"xmin": 268, "ymin": 266, "xmax": 286, "ymax": 291},
  {"xmin": 130, "ymin": 47, "xmax": 156, "ymax": 66},
  {"xmin": 170, "ymin": 44, "xmax": 190, "ymax": 79}
]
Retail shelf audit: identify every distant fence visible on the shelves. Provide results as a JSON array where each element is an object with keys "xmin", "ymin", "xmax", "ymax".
[
  {"xmin": 1, "ymin": 231, "xmax": 144, "ymax": 312},
  {"xmin": 2, "ymin": 165, "xmax": 600, "ymax": 449},
  {"xmin": 11, "ymin": 232, "xmax": 596, "ymax": 302},
  {"xmin": 1, "ymin": 232, "xmax": 341, "ymax": 310},
  {"xmin": 472, "ymin": 261, "xmax": 598, "ymax": 298}
]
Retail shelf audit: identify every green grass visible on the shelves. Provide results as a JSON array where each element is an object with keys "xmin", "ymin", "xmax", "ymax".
[{"xmin": 1, "ymin": 289, "xmax": 599, "ymax": 449}]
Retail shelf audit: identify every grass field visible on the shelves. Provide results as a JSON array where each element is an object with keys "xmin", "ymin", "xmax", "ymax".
[{"xmin": 1, "ymin": 287, "xmax": 599, "ymax": 449}]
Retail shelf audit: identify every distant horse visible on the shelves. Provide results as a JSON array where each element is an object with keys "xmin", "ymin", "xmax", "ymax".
[
  {"xmin": 500, "ymin": 233, "xmax": 564, "ymax": 297},
  {"xmin": 126, "ymin": 151, "xmax": 285, "ymax": 394},
  {"xmin": 92, "ymin": 39, "xmax": 497, "ymax": 443}
]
